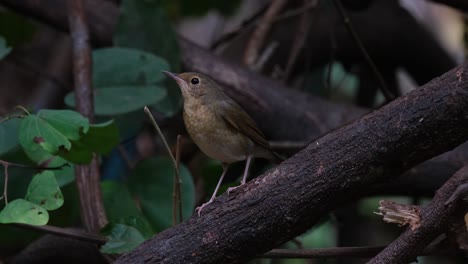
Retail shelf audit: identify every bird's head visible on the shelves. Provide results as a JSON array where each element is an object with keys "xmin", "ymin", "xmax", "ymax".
[{"xmin": 162, "ymin": 71, "xmax": 221, "ymax": 102}]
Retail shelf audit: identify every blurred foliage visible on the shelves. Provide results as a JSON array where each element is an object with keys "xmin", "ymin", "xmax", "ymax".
[
  {"xmin": 0, "ymin": 36, "xmax": 11, "ymax": 59},
  {"xmin": 0, "ymin": 11, "xmax": 36, "ymax": 47},
  {"xmin": 115, "ymin": 0, "xmax": 182, "ymax": 115},
  {"xmin": 129, "ymin": 157, "xmax": 195, "ymax": 232}
]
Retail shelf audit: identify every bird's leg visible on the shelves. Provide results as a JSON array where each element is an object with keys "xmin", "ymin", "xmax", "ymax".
[
  {"xmin": 228, "ymin": 155, "xmax": 253, "ymax": 194},
  {"xmin": 240, "ymin": 155, "xmax": 253, "ymax": 184},
  {"xmin": 195, "ymin": 163, "xmax": 229, "ymax": 217}
]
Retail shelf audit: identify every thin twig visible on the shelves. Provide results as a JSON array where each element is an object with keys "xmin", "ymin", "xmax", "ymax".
[
  {"xmin": 144, "ymin": 107, "xmax": 183, "ymax": 225},
  {"xmin": 243, "ymin": 0, "xmax": 288, "ymax": 68},
  {"xmin": 331, "ymin": 0, "xmax": 395, "ymax": 102},
  {"xmin": 212, "ymin": 1, "xmax": 317, "ymax": 50},
  {"xmin": 14, "ymin": 223, "xmax": 107, "ymax": 245},
  {"xmin": 0, "ymin": 160, "xmax": 9, "ymax": 204}
]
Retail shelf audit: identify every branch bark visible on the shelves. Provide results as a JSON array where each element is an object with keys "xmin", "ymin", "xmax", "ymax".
[
  {"xmin": 114, "ymin": 63, "xmax": 468, "ymax": 263},
  {"xmin": 67, "ymin": 0, "xmax": 107, "ymax": 232},
  {"xmin": 370, "ymin": 163, "xmax": 468, "ymax": 263}
]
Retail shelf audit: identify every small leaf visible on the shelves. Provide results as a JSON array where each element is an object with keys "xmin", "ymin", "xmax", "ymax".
[
  {"xmin": 100, "ymin": 223, "xmax": 145, "ymax": 254},
  {"xmin": 65, "ymin": 85, "xmax": 166, "ymax": 116},
  {"xmin": 0, "ymin": 199, "xmax": 48, "ymax": 225},
  {"xmin": 129, "ymin": 157, "xmax": 195, "ymax": 232},
  {"xmin": 92, "ymin": 47, "xmax": 169, "ymax": 86},
  {"xmin": 38, "ymin": 110, "xmax": 89, "ymax": 140},
  {"xmin": 25, "ymin": 171, "xmax": 64, "ymax": 210}
]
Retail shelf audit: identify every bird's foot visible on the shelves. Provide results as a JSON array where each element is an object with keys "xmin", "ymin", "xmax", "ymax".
[
  {"xmin": 227, "ymin": 181, "xmax": 246, "ymax": 196},
  {"xmin": 195, "ymin": 199, "xmax": 214, "ymax": 217}
]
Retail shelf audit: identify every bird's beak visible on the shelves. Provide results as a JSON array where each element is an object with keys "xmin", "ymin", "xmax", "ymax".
[{"xmin": 162, "ymin": 70, "xmax": 185, "ymax": 86}]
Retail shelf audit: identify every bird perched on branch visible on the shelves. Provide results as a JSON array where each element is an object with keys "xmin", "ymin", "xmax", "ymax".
[{"xmin": 163, "ymin": 71, "xmax": 282, "ymax": 216}]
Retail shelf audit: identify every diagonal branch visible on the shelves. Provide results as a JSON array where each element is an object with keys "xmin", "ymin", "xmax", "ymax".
[{"xmin": 114, "ymin": 63, "xmax": 468, "ymax": 263}]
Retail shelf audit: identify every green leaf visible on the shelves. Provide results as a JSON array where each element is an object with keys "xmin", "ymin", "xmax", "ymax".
[
  {"xmin": 115, "ymin": 1, "xmax": 180, "ymax": 72},
  {"xmin": 19, "ymin": 115, "xmax": 71, "ymax": 154},
  {"xmin": 101, "ymin": 181, "xmax": 154, "ymax": 238},
  {"xmin": 80, "ymin": 120, "xmax": 119, "ymax": 155},
  {"xmin": 102, "ymin": 181, "xmax": 143, "ymax": 220},
  {"xmin": 0, "ymin": 36, "xmax": 11, "ymax": 60},
  {"xmin": 129, "ymin": 157, "xmax": 195, "ymax": 232},
  {"xmin": 18, "ymin": 110, "xmax": 90, "ymax": 163},
  {"xmin": 101, "ymin": 181, "xmax": 154, "ymax": 239},
  {"xmin": 0, "ymin": 199, "xmax": 48, "ymax": 225},
  {"xmin": 65, "ymin": 85, "xmax": 166, "ymax": 116},
  {"xmin": 58, "ymin": 140, "xmax": 93, "ymax": 164},
  {"xmin": 0, "ymin": 118, "xmax": 20, "ymax": 156},
  {"xmin": 58, "ymin": 120, "xmax": 119, "ymax": 164},
  {"xmin": 93, "ymin": 47, "xmax": 169, "ymax": 87},
  {"xmin": 38, "ymin": 110, "xmax": 90, "ymax": 140},
  {"xmin": 115, "ymin": 0, "xmax": 182, "ymax": 114},
  {"xmin": 100, "ymin": 223, "xmax": 145, "ymax": 254},
  {"xmin": 53, "ymin": 165, "xmax": 75, "ymax": 187},
  {"xmin": 25, "ymin": 171, "xmax": 63, "ymax": 211}
]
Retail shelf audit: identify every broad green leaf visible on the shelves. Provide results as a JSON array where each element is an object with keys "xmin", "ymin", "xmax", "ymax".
[
  {"xmin": 0, "ymin": 118, "xmax": 20, "ymax": 156},
  {"xmin": 19, "ymin": 115, "xmax": 71, "ymax": 154},
  {"xmin": 100, "ymin": 223, "xmax": 145, "ymax": 254},
  {"xmin": 115, "ymin": 0, "xmax": 180, "ymax": 72},
  {"xmin": 25, "ymin": 171, "xmax": 63, "ymax": 210},
  {"xmin": 102, "ymin": 181, "xmax": 143, "ymax": 220},
  {"xmin": 58, "ymin": 140, "xmax": 93, "ymax": 164},
  {"xmin": 102, "ymin": 181, "xmax": 154, "ymax": 238},
  {"xmin": 80, "ymin": 120, "xmax": 119, "ymax": 155},
  {"xmin": 58, "ymin": 120, "xmax": 119, "ymax": 164},
  {"xmin": 129, "ymin": 157, "xmax": 195, "ymax": 232},
  {"xmin": 0, "ymin": 36, "xmax": 11, "ymax": 60},
  {"xmin": 0, "ymin": 199, "xmax": 48, "ymax": 225},
  {"xmin": 115, "ymin": 0, "xmax": 182, "ymax": 114},
  {"xmin": 93, "ymin": 47, "xmax": 169, "ymax": 87},
  {"xmin": 65, "ymin": 85, "xmax": 166, "ymax": 116},
  {"xmin": 38, "ymin": 110, "xmax": 89, "ymax": 140}
]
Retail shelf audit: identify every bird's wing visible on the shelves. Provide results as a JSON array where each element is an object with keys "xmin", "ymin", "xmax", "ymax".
[{"xmin": 215, "ymin": 99, "xmax": 271, "ymax": 150}]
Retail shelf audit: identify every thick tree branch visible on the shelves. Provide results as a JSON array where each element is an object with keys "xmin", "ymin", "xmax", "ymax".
[
  {"xmin": 114, "ymin": 64, "xmax": 468, "ymax": 263},
  {"xmin": 67, "ymin": 0, "xmax": 107, "ymax": 232},
  {"xmin": 370, "ymin": 163, "xmax": 468, "ymax": 263}
]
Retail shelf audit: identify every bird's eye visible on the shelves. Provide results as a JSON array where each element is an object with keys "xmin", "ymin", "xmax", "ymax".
[{"xmin": 191, "ymin": 78, "xmax": 200, "ymax": 85}]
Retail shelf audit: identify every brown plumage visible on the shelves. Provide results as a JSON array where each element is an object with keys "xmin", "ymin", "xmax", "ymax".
[{"xmin": 163, "ymin": 71, "xmax": 281, "ymax": 216}]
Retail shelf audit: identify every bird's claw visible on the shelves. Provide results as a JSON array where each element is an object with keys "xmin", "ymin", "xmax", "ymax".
[{"xmin": 195, "ymin": 200, "xmax": 213, "ymax": 217}]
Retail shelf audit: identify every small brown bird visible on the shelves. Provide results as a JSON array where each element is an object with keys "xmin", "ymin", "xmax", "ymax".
[{"xmin": 163, "ymin": 71, "xmax": 281, "ymax": 216}]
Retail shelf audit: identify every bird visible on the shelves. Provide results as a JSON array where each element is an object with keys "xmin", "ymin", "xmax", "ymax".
[{"xmin": 162, "ymin": 71, "xmax": 282, "ymax": 216}]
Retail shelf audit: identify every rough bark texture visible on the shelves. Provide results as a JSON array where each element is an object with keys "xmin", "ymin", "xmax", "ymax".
[
  {"xmin": 115, "ymin": 64, "xmax": 468, "ymax": 264},
  {"xmin": 369, "ymin": 164, "xmax": 468, "ymax": 264},
  {"xmin": 67, "ymin": 0, "xmax": 107, "ymax": 232}
]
